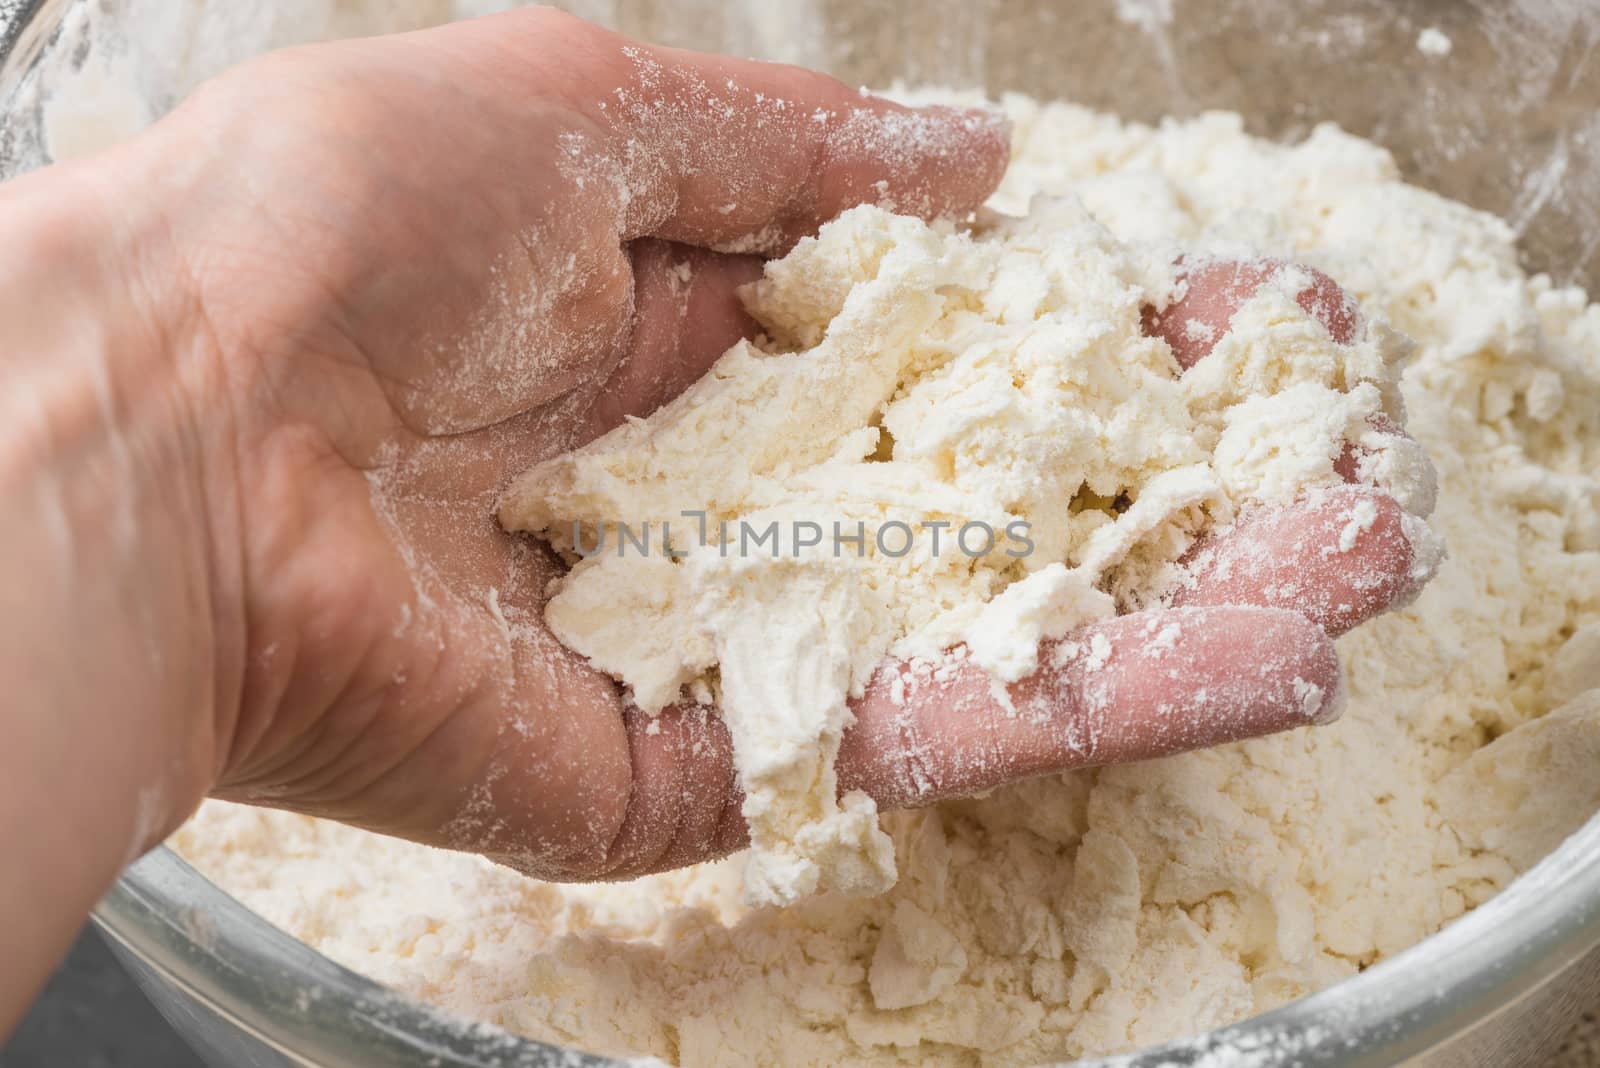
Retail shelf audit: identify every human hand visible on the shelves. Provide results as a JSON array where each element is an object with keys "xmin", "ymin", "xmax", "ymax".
[
  {"xmin": 0, "ymin": 12, "xmax": 1434, "ymax": 893},
  {"xmin": 49, "ymin": 8, "xmax": 1007, "ymax": 874}
]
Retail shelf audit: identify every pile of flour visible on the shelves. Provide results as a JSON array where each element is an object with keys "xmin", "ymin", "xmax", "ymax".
[
  {"xmin": 28, "ymin": 1, "xmax": 1599, "ymax": 1064},
  {"xmin": 176, "ymin": 96, "xmax": 1600, "ymax": 1066}
]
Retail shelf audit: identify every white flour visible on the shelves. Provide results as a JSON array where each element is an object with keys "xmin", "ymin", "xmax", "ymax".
[
  {"xmin": 28, "ymin": 2, "xmax": 1600, "ymax": 1065},
  {"xmin": 1416, "ymin": 28, "xmax": 1454, "ymax": 58}
]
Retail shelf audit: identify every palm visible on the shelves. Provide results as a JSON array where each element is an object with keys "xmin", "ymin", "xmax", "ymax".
[
  {"xmin": 153, "ymin": 17, "xmax": 672, "ymax": 816},
  {"xmin": 164, "ymin": 8, "xmax": 998, "ymax": 870},
  {"xmin": 164, "ymin": 10, "xmax": 1430, "ymax": 879}
]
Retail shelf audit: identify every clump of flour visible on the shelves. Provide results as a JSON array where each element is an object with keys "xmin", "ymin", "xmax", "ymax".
[{"xmin": 500, "ymin": 187, "xmax": 1426, "ymax": 906}]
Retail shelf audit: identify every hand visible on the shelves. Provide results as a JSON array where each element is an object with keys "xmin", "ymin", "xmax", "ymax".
[
  {"xmin": 0, "ymin": 11, "xmax": 1433, "ymax": 905},
  {"xmin": 40, "ymin": 9, "xmax": 1007, "ymax": 877}
]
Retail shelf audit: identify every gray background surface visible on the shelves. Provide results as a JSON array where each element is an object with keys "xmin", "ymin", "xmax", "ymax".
[{"xmin": 2, "ymin": 926, "xmax": 204, "ymax": 1068}]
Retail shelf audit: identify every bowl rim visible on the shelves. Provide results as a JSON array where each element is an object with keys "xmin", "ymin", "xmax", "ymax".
[
  {"xmin": 0, "ymin": 0, "xmax": 69, "ymax": 91},
  {"xmin": 95, "ymin": 815, "xmax": 1600, "ymax": 1068}
]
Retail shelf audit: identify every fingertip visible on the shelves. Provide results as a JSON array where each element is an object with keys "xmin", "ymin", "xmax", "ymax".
[
  {"xmin": 1217, "ymin": 606, "xmax": 1347, "ymax": 728},
  {"xmin": 1175, "ymin": 488, "xmax": 1439, "ymax": 637},
  {"xmin": 944, "ymin": 104, "xmax": 1014, "ymax": 204},
  {"xmin": 607, "ymin": 36, "xmax": 1011, "ymax": 252},
  {"xmin": 1296, "ymin": 265, "xmax": 1358, "ymax": 345},
  {"xmin": 1141, "ymin": 258, "xmax": 1359, "ymax": 370},
  {"xmin": 1309, "ymin": 489, "xmax": 1435, "ymax": 634},
  {"xmin": 949, "ymin": 106, "xmax": 1013, "ymax": 215},
  {"xmin": 1284, "ymin": 610, "xmax": 1347, "ymax": 726},
  {"xmin": 815, "ymin": 100, "xmax": 1009, "ymax": 227}
]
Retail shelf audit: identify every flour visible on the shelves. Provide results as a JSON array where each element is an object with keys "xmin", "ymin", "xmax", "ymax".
[
  {"xmin": 27, "ymin": 1, "xmax": 1599, "ymax": 1064},
  {"xmin": 1416, "ymin": 28, "xmax": 1454, "ymax": 58}
]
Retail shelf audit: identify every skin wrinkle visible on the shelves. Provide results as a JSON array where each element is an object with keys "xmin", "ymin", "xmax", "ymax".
[
  {"xmin": 583, "ymin": 241, "xmax": 763, "ymax": 437},
  {"xmin": 899, "ymin": 661, "xmax": 951, "ymax": 803},
  {"xmin": 328, "ymin": 683, "xmax": 507, "ymax": 829},
  {"xmin": 221, "ymin": 429, "xmax": 375, "ymax": 778},
  {"xmin": 890, "ymin": 661, "xmax": 941, "ymax": 803},
  {"xmin": 604, "ymin": 709, "xmax": 684, "ymax": 878},
  {"xmin": 644, "ymin": 712, "xmax": 718, "ymax": 873},
  {"xmin": 222, "ymin": 603, "xmax": 429, "ymax": 802},
  {"xmin": 126, "ymin": 280, "xmax": 251, "ymax": 788},
  {"xmin": 602, "ymin": 705, "xmax": 740, "ymax": 878},
  {"xmin": 243, "ymin": 593, "xmax": 463, "ymax": 804},
  {"xmin": 57, "ymin": 161, "xmax": 252, "ymax": 799}
]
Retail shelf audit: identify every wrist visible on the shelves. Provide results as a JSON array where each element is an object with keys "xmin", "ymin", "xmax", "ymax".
[{"xmin": 0, "ymin": 129, "xmax": 239, "ymax": 858}]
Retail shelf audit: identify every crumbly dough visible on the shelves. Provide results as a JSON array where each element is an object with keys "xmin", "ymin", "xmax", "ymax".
[
  {"xmin": 499, "ymin": 194, "xmax": 1423, "ymax": 906},
  {"xmin": 169, "ymin": 92, "xmax": 1600, "ymax": 1068}
]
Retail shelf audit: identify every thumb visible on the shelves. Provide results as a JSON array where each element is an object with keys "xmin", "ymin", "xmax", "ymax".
[
  {"xmin": 461, "ymin": 9, "xmax": 1010, "ymax": 253},
  {"xmin": 577, "ymin": 239, "xmax": 764, "ymax": 442}
]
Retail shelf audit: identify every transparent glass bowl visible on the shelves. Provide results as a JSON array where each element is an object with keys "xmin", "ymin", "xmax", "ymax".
[{"xmin": 5, "ymin": 2, "xmax": 1600, "ymax": 1065}]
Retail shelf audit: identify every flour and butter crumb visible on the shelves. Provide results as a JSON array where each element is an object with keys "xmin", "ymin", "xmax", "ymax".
[
  {"xmin": 499, "ymin": 188, "xmax": 1426, "ymax": 905},
  {"xmin": 172, "ymin": 95, "xmax": 1600, "ymax": 1067}
]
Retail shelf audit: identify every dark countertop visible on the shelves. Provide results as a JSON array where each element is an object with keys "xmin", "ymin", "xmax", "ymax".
[{"xmin": 2, "ymin": 925, "xmax": 204, "ymax": 1068}]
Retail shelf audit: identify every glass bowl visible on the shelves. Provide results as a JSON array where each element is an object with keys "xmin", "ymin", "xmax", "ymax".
[{"xmin": 4, "ymin": 2, "xmax": 1599, "ymax": 1065}]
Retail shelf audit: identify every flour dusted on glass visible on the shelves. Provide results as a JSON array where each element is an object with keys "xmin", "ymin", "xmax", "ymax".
[
  {"xmin": 1417, "ymin": 27, "xmax": 1454, "ymax": 57},
  {"xmin": 35, "ymin": 2, "xmax": 523, "ymax": 163},
  {"xmin": 163, "ymin": 87, "xmax": 1600, "ymax": 1068}
]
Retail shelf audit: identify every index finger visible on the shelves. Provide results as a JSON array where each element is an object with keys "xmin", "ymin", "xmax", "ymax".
[{"xmin": 478, "ymin": 9, "xmax": 1010, "ymax": 252}]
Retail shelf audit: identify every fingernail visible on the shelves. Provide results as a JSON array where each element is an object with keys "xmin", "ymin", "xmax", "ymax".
[{"xmin": 1305, "ymin": 662, "xmax": 1348, "ymax": 725}]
